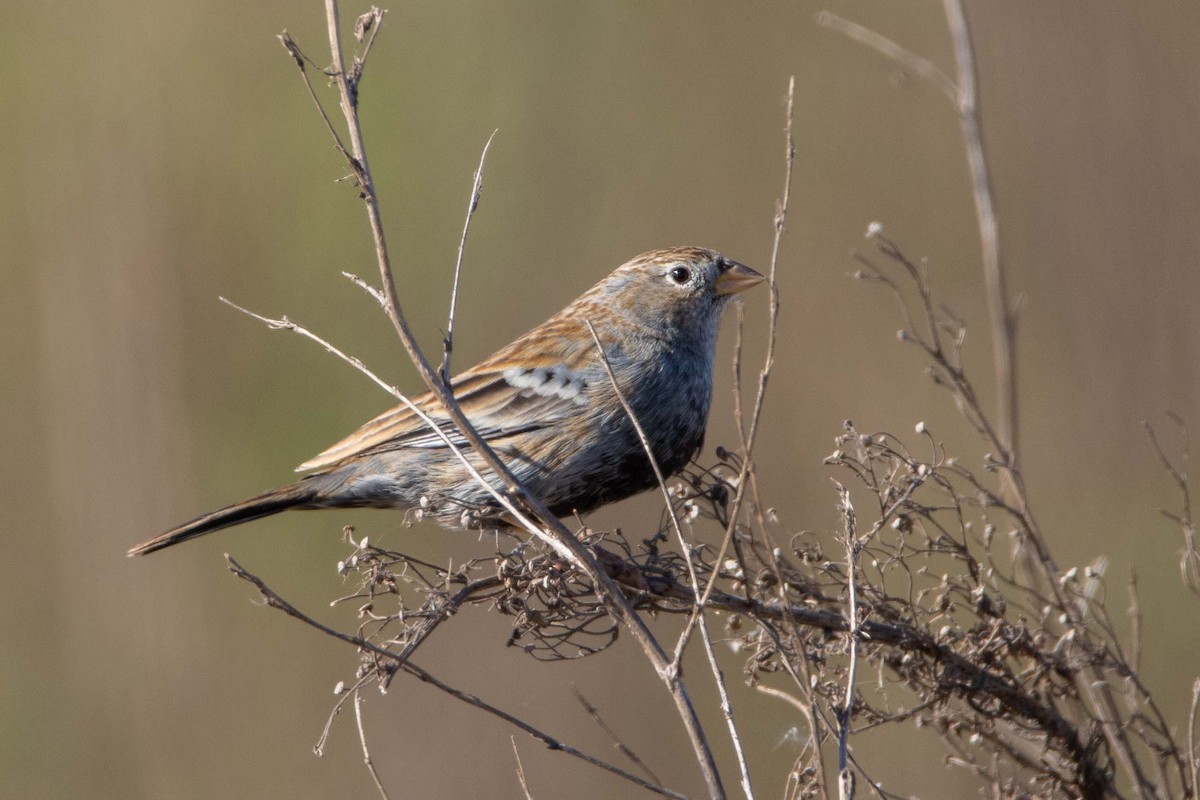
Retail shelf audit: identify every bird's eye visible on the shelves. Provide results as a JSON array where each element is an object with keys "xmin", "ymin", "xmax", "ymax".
[{"xmin": 669, "ymin": 266, "xmax": 691, "ymax": 284}]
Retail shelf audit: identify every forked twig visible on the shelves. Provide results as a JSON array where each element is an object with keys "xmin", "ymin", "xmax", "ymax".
[
  {"xmin": 277, "ymin": 31, "xmax": 354, "ymax": 164},
  {"xmin": 1143, "ymin": 413, "xmax": 1199, "ymax": 597},
  {"xmin": 315, "ymin": 673, "xmax": 372, "ymax": 757}
]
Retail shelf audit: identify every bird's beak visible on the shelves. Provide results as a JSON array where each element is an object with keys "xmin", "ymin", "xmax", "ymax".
[{"xmin": 714, "ymin": 261, "xmax": 766, "ymax": 296}]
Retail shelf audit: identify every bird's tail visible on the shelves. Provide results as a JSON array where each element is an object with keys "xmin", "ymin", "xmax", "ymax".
[{"xmin": 128, "ymin": 481, "xmax": 318, "ymax": 557}]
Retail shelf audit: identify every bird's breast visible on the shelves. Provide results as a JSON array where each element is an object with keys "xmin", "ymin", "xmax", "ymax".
[{"xmin": 618, "ymin": 342, "xmax": 713, "ymax": 467}]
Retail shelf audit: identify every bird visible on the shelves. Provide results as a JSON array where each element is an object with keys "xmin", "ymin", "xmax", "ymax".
[{"xmin": 129, "ymin": 247, "xmax": 763, "ymax": 556}]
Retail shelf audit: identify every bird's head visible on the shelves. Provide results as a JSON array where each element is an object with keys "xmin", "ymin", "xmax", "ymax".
[{"xmin": 593, "ymin": 247, "xmax": 765, "ymax": 342}]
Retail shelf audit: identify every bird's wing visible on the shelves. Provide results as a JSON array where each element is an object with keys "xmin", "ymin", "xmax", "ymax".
[{"xmin": 296, "ymin": 315, "xmax": 602, "ymax": 471}]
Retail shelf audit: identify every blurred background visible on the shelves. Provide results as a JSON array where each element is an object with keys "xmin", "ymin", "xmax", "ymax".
[{"xmin": 3, "ymin": 1, "xmax": 1198, "ymax": 797}]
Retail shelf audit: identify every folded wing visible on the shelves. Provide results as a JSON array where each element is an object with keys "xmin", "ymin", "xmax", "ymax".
[{"xmin": 296, "ymin": 315, "xmax": 599, "ymax": 471}]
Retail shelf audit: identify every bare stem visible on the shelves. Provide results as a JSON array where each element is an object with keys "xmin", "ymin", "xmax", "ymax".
[
  {"xmin": 706, "ymin": 74, "xmax": 796, "ymax": 631},
  {"xmin": 834, "ymin": 482, "xmax": 859, "ymax": 800},
  {"xmin": 399, "ymin": 661, "xmax": 693, "ymax": 800},
  {"xmin": 814, "ymin": 12, "xmax": 957, "ymax": 102},
  {"xmin": 574, "ymin": 689, "xmax": 664, "ymax": 787},
  {"xmin": 511, "ymin": 737, "xmax": 533, "ymax": 800},
  {"xmin": 941, "ymin": 0, "xmax": 1018, "ymax": 464},
  {"xmin": 442, "ymin": 129, "xmax": 499, "ymax": 383},
  {"xmin": 1190, "ymin": 680, "xmax": 1200, "ymax": 798},
  {"xmin": 354, "ymin": 689, "xmax": 392, "ymax": 800},
  {"xmin": 1143, "ymin": 414, "xmax": 1200, "ymax": 597}
]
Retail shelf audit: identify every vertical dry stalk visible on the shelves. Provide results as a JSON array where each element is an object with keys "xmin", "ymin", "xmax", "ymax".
[
  {"xmin": 700, "ymin": 74, "xmax": 795, "ymax": 625},
  {"xmin": 834, "ymin": 482, "xmax": 859, "ymax": 800},
  {"xmin": 941, "ymin": 0, "xmax": 1019, "ymax": 463},
  {"xmin": 1190, "ymin": 680, "xmax": 1200, "ymax": 796},
  {"xmin": 353, "ymin": 689, "xmax": 391, "ymax": 800},
  {"xmin": 442, "ymin": 129, "xmax": 499, "ymax": 383},
  {"xmin": 511, "ymin": 738, "xmax": 533, "ymax": 800}
]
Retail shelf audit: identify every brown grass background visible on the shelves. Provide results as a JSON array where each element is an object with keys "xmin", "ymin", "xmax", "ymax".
[{"xmin": 3, "ymin": 1, "xmax": 1198, "ymax": 797}]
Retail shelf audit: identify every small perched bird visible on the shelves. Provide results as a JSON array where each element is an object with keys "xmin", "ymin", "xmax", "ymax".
[{"xmin": 129, "ymin": 247, "xmax": 763, "ymax": 556}]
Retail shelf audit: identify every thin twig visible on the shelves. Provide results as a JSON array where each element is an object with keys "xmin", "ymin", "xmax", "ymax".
[
  {"xmin": 227, "ymin": 555, "xmax": 402, "ymax": 662},
  {"xmin": 342, "ymin": 271, "xmax": 387, "ymax": 307},
  {"xmin": 755, "ymin": 685, "xmax": 812, "ymax": 718},
  {"xmin": 277, "ymin": 31, "xmax": 354, "ymax": 164},
  {"xmin": 574, "ymin": 689, "xmax": 664, "ymax": 787},
  {"xmin": 511, "ymin": 737, "xmax": 534, "ymax": 800},
  {"xmin": 442, "ymin": 128, "xmax": 499, "ymax": 383},
  {"xmin": 725, "ymin": 75, "xmax": 795, "ymax": 647},
  {"xmin": 354, "ymin": 689, "xmax": 392, "ymax": 800},
  {"xmin": 814, "ymin": 12, "xmax": 957, "ymax": 102},
  {"xmin": 703, "ymin": 74, "xmax": 796, "ymax": 642},
  {"xmin": 733, "ymin": 74, "xmax": 793, "ymax": 510},
  {"xmin": 1189, "ymin": 679, "xmax": 1200, "ymax": 798},
  {"xmin": 1128, "ymin": 569, "xmax": 1142, "ymax": 674},
  {"xmin": 941, "ymin": 0, "xmax": 1018, "ymax": 465},
  {"xmin": 585, "ymin": 320, "xmax": 753, "ymax": 800},
  {"xmin": 315, "ymin": 673, "xmax": 372, "ymax": 757},
  {"xmin": 834, "ymin": 482, "xmax": 859, "ymax": 800},
  {"xmin": 1143, "ymin": 414, "xmax": 1200, "ymax": 597},
  {"xmin": 400, "ymin": 660, "xmax": 694, "ymax": 800}
]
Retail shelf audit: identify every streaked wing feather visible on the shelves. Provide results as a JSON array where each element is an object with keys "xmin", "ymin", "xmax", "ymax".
[{"xmin": 296, "ymin": 314, "xmax": 601, "ymax": 471}]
